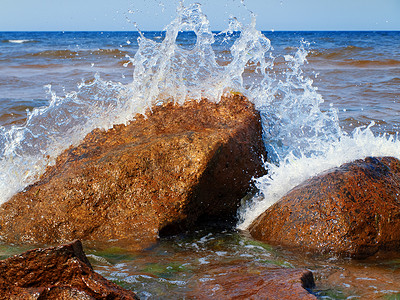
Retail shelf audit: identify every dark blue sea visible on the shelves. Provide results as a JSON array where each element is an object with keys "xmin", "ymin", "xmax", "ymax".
[{"xmin": 1, "ymin": 31, "xmax": 399, "ymax": 133}]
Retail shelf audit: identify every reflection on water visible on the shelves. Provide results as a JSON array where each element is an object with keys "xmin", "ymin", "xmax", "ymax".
[
  {"xmin": 84, "ymin": 229, "xmax": 400, "ymax": 299},
  {"xmin": 0, "ymin": 228, "xmax": 399, "ymax": 299}
]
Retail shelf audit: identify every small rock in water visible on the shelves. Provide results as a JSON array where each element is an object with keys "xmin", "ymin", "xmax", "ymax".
[
  {"xmin": 189, "ymin": 264, "xmax": 316, "ymax": 299},
  {"xmin": 0, "ymin": 94, "xmax": 266, "ymax": 251},
  {"xmin": 249, "ymin": 156, "xmax": 400, "ymax": 258},
  {"xmin": 0, "ymin": 240, "xmax": 138, "ymax": 299}
]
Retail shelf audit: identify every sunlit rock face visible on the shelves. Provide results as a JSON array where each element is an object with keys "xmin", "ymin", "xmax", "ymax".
[
  {"xmin": 249, "ymin": 156, "xmax": 400, "ymax": 259},
  {"xmin": 0, "ymin": 94, "xmax": 266, "ymax": 250},
  {"xmin": 0, "ymin": 240, "xmax": 139, "ymax": 299},
  {"xmin": 189, "ymin": 264, "xmax": 316, "ymax": 299}
]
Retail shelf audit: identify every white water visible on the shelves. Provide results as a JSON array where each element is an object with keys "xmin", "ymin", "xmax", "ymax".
[
  {"xmin": 0, "ymin": 3, "xmax": 271, "ymax": 204},
  {"xmin": 236, "ymin": 40, "xmax": 400, "ymax": 228},
  {"xmin": 237, "ymin": 126, "xmax": 400, "ymax": 229},
  {"xmin": 4, "ymin": 39, "xmax": 34, "ymax": 43},
  {"xmin": 0, "ymin": 3, "xmax": 399, "ymax": 232}
]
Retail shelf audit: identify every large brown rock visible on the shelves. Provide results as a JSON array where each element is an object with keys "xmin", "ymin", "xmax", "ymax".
[
  {"xmin": 249, "ymin": 156, "xmax": 400, "ymax": 258},
  {"xmin": 0, "ymin": 240, "xmax": 138, "ymax": 299},
  {"xmin": 0, "ymin": 94, "xmax": 266, "ymax": 250},
  {"xmin": 189, "ymin": 264, "xmax": 316, "ymax": 299}
]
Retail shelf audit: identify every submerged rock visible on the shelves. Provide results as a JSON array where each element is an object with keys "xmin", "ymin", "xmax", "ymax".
[
  {"xmin": 190, "ymin": 264, "xmax": 316, "ymax": 299},
  {"xmin": 0, "ymin": 240, "xmax": 138, "ymax": 299},
  {"xmin": 0, "ymin": 94, "xmax": 266, "ymax": 250},
  {"xmin": 249, "ymin": 157, "xmax": 400, "ymax": 258}
]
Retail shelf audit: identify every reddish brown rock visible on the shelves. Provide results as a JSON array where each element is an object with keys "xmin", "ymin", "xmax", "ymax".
[
  {"xmin": 190, "ymin": 264, "xmax": 316, "ymax": 299},
  {"xmin": 249, "ymin": 156, "xmax": 400, "ymax": 258},
  {"xmin": 0, "ymin": 240, "xmax": 138, "ymax": 300},
  {"xmin": 0, "ymin": 94, "xmax": 266, "ymax": 250}
]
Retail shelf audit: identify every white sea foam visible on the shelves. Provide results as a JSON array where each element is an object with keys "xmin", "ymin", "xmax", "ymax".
[
  {"xmin": 235, "ymin": 19, "xmax": 400, "ymax": 230},
  {"xmin": 6, "ymin": 39, "xmax": 33, "ymax": 43},
  {"xmin": 0, "ymin": 77, "xmax": 131, "ymax": 203},
  {"xmin": 237, "ymin": 125, "xmax": 400, "ymax": 229}
]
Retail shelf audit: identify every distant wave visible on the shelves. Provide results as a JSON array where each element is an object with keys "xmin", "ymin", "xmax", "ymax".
[
  {"xmin": 30, "ymin": 50, "xmax": 80, "ymax": 59},
  {"xmin": 0, "ymin": 98, "xmax": 48, "ymax": 127},
  {"xmin": 338, "ymin": 59, "xmax": 400, "ymax": 67},
  {"xmin": 90, "ymin": 48, "xmax": 129, "ymax": 56},
  {"xmin": 309, "ymin": 45, "xmax": 374, "ymax": 60},
  {"xmin": 384, "ymin": 77, "xmax": 400, "ymax": 85},
  {"xmin": 307, "ymin": 45, "xmax": 400, "ymax": 67},
  {"xmin": 12, "ymin": 63, "xmax": 64, "ymax": 69},
  {"xmin": 27, "ymin": 49, "xmax": 130, "ymax": 59},
  {"xmin": 2, "ymin": 39, "xmax": 39, "ymax": 44}
]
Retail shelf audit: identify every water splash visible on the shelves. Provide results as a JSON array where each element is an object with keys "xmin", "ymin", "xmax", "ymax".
[
  {"xmin": 236, "ymin": 40, "xmax": 400, "ymax": 229},
  {"xmin": 0, "ymin": 2, "xmax": 399, "ymax": 232},
  {"xmin": 250, "ymin": 41, "xmax": 342, "ymax": 163},
  {"xmin": 235, "ymin": 38, "xmax": 400, "ymax": 229},
  {"xmin": 122, "ymin": 3, "xmax": 272, "ymax": 107},
  {"xmin": 0, "ymin": 3, "xmax": 273, "ymax": 204},
  {"xmin": 0, "ymin": 76, "xmax": 130, "ymax": 203},
  {"xmin": 237, "ymin": 124, "xmax": 400, "ymax": 229}
]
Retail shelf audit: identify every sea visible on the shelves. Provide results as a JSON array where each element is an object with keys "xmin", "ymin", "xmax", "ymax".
[{"xmin": 0, "ymin": 3, "xmax": 400, "ymax": 299}]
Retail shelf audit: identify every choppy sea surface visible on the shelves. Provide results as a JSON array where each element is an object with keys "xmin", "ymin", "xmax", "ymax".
[{"xmin": 0, "ymin": 4, "xmax": 399, "ymax": 299}]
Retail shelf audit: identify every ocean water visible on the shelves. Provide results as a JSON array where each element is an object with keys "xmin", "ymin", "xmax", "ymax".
[{"xmin": 0, "ymin": 3, "xmax": 400, "ymax": 299}]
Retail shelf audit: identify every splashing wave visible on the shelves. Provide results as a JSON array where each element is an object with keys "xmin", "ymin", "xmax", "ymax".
[{"xmin": 0, "ymin": 4, "xmax": 399, "ymax": 231}]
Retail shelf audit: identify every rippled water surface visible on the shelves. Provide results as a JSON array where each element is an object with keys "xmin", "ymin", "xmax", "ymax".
[
  {"xmin": 86, "ymin": 229, "xmax": 400, "ymax": 299},
  {"xmin": 1, "ymin": 228, "xmax": 400, "ymax": 299},
  {"xmin": 1, "ymin": 31, "xmax": 399, "ymax": 132}
]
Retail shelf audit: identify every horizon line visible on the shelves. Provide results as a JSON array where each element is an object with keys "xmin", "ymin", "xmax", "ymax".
[{"xmin": 1, "ymin": 29, "xmax": 399, "ymax": 33}]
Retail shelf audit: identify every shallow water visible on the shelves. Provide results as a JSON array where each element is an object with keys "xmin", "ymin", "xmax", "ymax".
[
  {"xmin": 1, "ymin": 228, "xmax": 400, "ymax": 299},
  {"xmin": 0, "ymin": 3, "xmax": 400, "ymax": 299},
  {"xmin": 88, "ymin": 230, "xmax": 400, "ymax": 299}
]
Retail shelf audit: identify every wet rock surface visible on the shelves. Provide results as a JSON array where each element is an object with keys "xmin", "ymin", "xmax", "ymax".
[
  {"xmin": 189, "ymin": 263, "xmax": 316, "ymax": 299},
  {"xmin": 0, "ymin": 240, "xmax": 138, "ymax": 300},
  {"xmin": 0, "ymin": 95, "xmax": 266, "ymax": 250},
  {"xmin": 249, "ymin": 156, "xmax": 400, "ymax": 258}
]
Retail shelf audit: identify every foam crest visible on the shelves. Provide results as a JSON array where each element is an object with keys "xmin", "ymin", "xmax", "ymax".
[
  {"xmin": 238, "ymin": 124, "xmax": 400, "ymax": 229},
  {"xmin": 122, "ymin": 3, "xmax": 272, "ymax": 108},
  {"xmin": 2, "ymin": 39, "xmax": 37, "ymax": 44},
  {"xmin": 0, "ymin": 77, "xmax": 130, "ymax": 203},
  {"xmin": 251, "ymin": 42, "xmax": 342, "ymax": 163}
]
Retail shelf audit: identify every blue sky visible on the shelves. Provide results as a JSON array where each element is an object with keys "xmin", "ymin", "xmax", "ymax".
[{"xmin": 0, "ymin": 0, "xmax": 399, "ymax": 31}]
